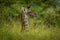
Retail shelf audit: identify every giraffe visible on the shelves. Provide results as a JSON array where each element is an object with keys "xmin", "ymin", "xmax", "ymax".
[{"xmin": 20, "ymin": 7, "xmax": 36, "ymax": 32}]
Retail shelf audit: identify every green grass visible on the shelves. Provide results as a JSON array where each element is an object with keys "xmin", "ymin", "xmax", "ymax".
[{"xmin": 0, "ymin": 20, "xmax": 60, "ymax": 40}]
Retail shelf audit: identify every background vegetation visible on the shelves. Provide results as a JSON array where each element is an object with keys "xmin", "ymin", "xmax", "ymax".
[{"xmin": 0, "ymin": 0, "xmax": 60, "ymax": 40}]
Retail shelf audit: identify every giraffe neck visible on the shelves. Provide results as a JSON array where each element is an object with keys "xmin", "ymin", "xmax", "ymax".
[{"xmin": 21, "ymin": 11, "xmax": 29, "ymax": 31}]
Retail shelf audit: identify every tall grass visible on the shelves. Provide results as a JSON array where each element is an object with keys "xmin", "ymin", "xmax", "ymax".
[{"xmin": 0, "ymin": 20, "xmax": 60, "ymax": 40}]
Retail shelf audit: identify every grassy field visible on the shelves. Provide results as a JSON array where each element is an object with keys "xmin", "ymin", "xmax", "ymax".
[{"xmin": 0, "ymin": 20, "xmax": 60, "ymax": 40}]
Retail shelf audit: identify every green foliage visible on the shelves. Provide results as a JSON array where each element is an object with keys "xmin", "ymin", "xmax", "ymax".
[{"xmin": 0, "ymin": 0, "xmax": 60, "ymax": 27}]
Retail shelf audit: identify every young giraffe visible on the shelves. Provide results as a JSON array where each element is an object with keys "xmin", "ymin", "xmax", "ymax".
[{"xmin": 20, "ymin": 7, "xmax": 36, "ymax": 32}]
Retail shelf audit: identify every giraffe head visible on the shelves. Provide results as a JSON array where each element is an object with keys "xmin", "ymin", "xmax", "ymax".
[
  {"xmin": 26, "ymin": 6, "xmax": 37, "ymax": 17},
  {"xmin": 21, "ymin": 7, "xmax": 37, "ymax": 17}
]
